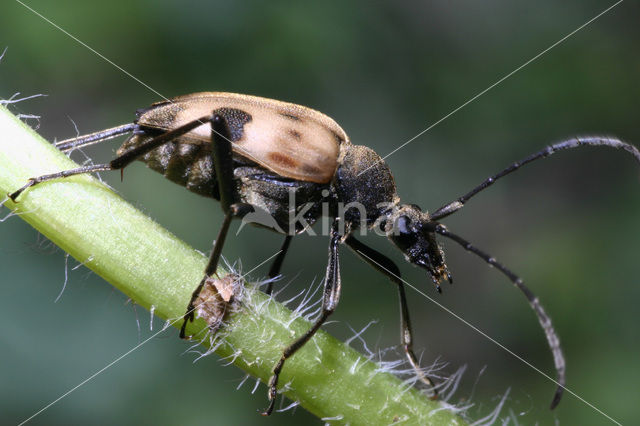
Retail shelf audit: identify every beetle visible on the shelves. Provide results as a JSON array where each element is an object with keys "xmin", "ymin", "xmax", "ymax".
[{"xmin": 9, "ymin": 92, "xmax": 640, "ymax": 415}]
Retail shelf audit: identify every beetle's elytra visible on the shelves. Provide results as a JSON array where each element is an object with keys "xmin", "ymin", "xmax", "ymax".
[
  {"xmin": 9, "ymin": 92, "xmax": 640, "ymax": 416},
  {"xmin": 127, "ymin": 93, "xmax": 346, "ymax": 187}
]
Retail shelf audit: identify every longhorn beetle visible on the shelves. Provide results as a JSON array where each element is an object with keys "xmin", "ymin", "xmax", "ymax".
[{"xmin": 9, "ymin": 92, "xmax": 640, "ymax": 415}]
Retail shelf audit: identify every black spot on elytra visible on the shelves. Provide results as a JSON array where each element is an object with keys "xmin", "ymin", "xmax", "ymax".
[
  {"xmin": 214, "ymin": 108, "xmax": 252, "ymax": 141},
  {"xmin": 302, "ymin": 163, "xmax": 323, "ymax": 176},
  {"xmin": 288, "ymin": 129, "xmax": 302, "ymax": 141}
]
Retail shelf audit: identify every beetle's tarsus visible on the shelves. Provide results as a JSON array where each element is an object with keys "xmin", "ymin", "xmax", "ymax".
[
  {"xmin": 261, "ymin": 375, "xmax": 279, "ymax": 416},
  {"xmin": 179, "ymin": 312, "xmax": 194, "ymax": 339},
  {"xmin": 8, "ymin": 189, "xmax": 21, "ymax": 202},
  {"xmin": 8, "ymin": 179, "xmax": 34, "ymax": 201}
]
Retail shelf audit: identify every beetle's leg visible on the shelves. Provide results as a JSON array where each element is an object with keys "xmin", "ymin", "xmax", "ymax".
[
  {"xmin": 430, "ymin": 136, "xmax": 640, "ymax": 221},
  {"xmin": 54, "ymin": 123, "xmax": 137, "ymax": 152},
  {"xmin": 265, "ymin": 236, "xmax": 292, "ymax": 295},
  {"xmin": 345, "ymin": 234, "xmax": 438, "ymax": 399},
  {"xmin": 179, "ymin": 202, "xmax": 253, "ymax": 338},
  {"xmin": 262, "ymin": 220, "xmax": 342, "ymax": 416},
  {"xmin": 8, "ymin": 115, "xmax": 214, "ymax": 201},
  {"xmin": 179, "ymin": 113, "xmax": 252, "ymax": 338},
  {"xmin": 431, "ymin": 222, "xmax": 566, "ymax": 409},
  {"xmin": 208, "ymin": 114, "xmax": 237, "ymax": 212}
]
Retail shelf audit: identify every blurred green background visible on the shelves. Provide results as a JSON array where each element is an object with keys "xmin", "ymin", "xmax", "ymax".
[{"xmin": 1, "ymin": 1, "xmax": 638, "ymax": 424}]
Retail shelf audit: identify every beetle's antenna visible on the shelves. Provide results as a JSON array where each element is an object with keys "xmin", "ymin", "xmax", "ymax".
[
  {"xmin": 431, "ymin": 136, "xmax": 640, "ymax": 221},
  {"xmin": 55, "ymin": 123, "xmax": 137, "ymax": 152},
  {"xmin": 431, "ymin": 223, "xmax": 565, "ymax": 410}
]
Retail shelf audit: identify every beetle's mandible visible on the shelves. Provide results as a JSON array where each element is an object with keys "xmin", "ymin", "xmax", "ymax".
[{"xmin": 9, "ymin": 92, "xmax": 640, "ymax": 415}]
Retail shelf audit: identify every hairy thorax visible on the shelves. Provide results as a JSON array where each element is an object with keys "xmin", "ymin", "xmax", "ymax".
[{"xmin": 333, "ymin": 143, "xmax": 399, "ymax": 229}]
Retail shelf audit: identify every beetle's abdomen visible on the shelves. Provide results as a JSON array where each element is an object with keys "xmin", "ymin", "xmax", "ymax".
[{"xmin": 117, "ymin": 134, "xmax": 220, "ymax": 199}]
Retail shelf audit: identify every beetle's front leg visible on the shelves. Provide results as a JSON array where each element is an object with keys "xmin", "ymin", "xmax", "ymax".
[
  {"xmin": 180, "ymin": 113, "xmax": 253, "ymax": 338},
  {"xmin": 262, "ymin": 219, "xmax": 343, "ymax": 416},
  {"xmin": 345, "ymin": 235, "xmax": 439, "ymax": 398}
]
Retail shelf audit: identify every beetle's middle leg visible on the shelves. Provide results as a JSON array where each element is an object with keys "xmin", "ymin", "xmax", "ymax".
[
  {"xmin": 345, "ymin": 234, "xmax": 439, "ymax": 399},
  {"xmin": 179, "ymin": 113, "xmax": 255, "ymax": 338},
  {"xmin": 265, "ymin": 235, "xmax": 292, "ymax": 295},
  {"xmin": 262, "ymin": 220, "xmax": 342, "ymax": 416}
]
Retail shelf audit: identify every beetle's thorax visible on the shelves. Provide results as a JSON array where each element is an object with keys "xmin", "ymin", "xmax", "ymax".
[{"xmin": 333, "ymin": 143, "xmax": 400, "ymax": 229}]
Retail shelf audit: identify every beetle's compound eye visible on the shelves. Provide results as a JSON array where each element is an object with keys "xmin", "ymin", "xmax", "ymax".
[
  {"xmin": 396, "ymin": 215, "xmax": 412, "ymax": 235},
  {"xmin": 391, "ymin": 215, "xmax": 418, "ymax": 251}
]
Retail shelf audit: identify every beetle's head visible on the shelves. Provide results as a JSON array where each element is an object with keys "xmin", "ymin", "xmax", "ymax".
[{"xmin": 385, "ymin": 204, "xmax": 451, "ymax": 292}]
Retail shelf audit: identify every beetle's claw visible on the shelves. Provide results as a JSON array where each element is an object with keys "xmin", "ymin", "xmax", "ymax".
[
  {"xmin": 261, "ymin": 387, "xmax": 277, "ymax": 416},
  {"xmin": 9, "ymin": 178, "xmax": 36, "ymax": 202},
  {"xmin": 8, "ymin": 188, "xmax": 24, "ymax": 202},
  {"xmin": 179, "ymin": 311, "xmax": 195, "ymax": 339},
  {"xmin": 260, "ymin": 374, "xmax": 278, "ymax": 416}
]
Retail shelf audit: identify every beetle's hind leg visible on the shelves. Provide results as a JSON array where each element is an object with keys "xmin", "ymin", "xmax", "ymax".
[
  {"xmin": 8, "ymin": 116, "xmax": 214, "ymax": 201},
  {"xmin": 179, "ymin": 113, "xmax": 255, "ymax": 338},
  {"xmin": 262, "ymin": 220, "xmax": 342, "ymax": 416},
  {"xmin": 345, "ymin": 234, "xmax": 439, "ymax": 399},
  {"xmin": 9, "ymin": 164, "xmax": 116, "ymax": 201}
]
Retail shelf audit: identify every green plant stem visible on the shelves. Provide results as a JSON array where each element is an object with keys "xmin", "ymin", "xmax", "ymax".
[{"xmin": 0, "ymin": 104, "xmax": 465, "ymax": 425}]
